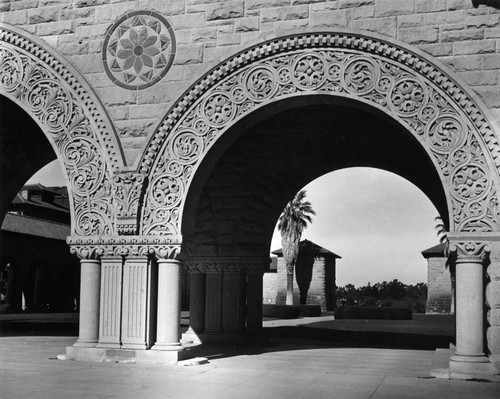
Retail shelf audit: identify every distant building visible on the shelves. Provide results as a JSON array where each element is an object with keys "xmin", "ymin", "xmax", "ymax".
[
  {"xmin": 264, "ymin": 240, "xmax": 341, "ymax": 311},
  {"xmin": 0, "ymin": 185, "xmax": 79, "ymax": 312},
  {"xmin": 422, "ymin": 243, "xmax": 453, "ymax": 315}
]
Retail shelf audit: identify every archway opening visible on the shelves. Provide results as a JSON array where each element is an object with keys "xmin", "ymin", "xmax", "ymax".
[
  {"xmin": 0, "ymin": 96, "xmax": 79, "ymax": 315},
  {"xmin": 184, "ymin": 97, "xmax": 448, "ymax": 255},
  {"xmin": 182, "ymin": 97, "xmax": 452, "ymax": 346},
  {"xmin": 266, "ymin": 168, "xmax": 453, "ymax": 344}
]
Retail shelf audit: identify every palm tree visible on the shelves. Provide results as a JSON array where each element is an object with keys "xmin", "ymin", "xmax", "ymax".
[
  {"xmin": 434, "ymin": 216, "xmax": 449, "ymax": 251},
  {"xmin": 278, "ymin": 190, "xmax": 316, "ymax": 305},
  {"xmin": 435, "ymin": 215, "xmax": 454, "ymax": 314}
]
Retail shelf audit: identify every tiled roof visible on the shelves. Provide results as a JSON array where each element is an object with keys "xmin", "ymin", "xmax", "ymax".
[
  {"xmin": 272, "ymin": 239, "xmax": 341, "ymax": 258},
  {"xmin": 421, "ymin": 242, "xmax": 447, "ymax": 258},
  {"xmin": 1, "ymin": 213, "xmax": 70, "ymax": 240}
]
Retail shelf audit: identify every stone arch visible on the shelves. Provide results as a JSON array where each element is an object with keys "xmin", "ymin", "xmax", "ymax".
[
  {"xmin": 0, "ymin": 24, "xmax": 125, "ymax": 236},
  {"xmin": 140, "ymin": 30, "xmax": 500, "ymax": 238}
]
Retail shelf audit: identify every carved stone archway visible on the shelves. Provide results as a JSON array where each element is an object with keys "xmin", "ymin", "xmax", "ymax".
[
  {"xmin": 140, "ymin": 30, "xmax": 500, "ymax": 239},
  {"xmin": 139, "ymin": 30, "xmax": 500, "ymax": 378},
  {"xmin": 0, "ymin": 23, "xmax": 124, "ymax": 237}
]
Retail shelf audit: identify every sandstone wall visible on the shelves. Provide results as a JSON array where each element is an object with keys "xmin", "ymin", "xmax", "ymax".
[
  {"xmin": 2, "ymin": 0, "xmax": 499, "ymax": 165},
  {"xmin": 425, "ymin": 256, "xmax": 453, "ymax": 314}
]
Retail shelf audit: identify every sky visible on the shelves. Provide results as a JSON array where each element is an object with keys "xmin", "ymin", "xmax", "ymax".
[
  {"xmin": 269, "ymin": 167, "xmax": 440, "ymax": 288},
  {"xmin": 29, "ymin": 161, "xmax": 440, "ymax": 288}
]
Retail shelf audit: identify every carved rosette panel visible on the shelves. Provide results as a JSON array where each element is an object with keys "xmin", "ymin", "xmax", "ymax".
[
  {"xmin": 113, "ymin": 172, "xmax": 146, "ymax": 235},
  {"xmin": 0, "ymin": 27, "xmax": 118, "ymax": 236},
  {"xmin": 141, "ymin": 33, "xmax": 500, "ymax": 236},
  {"xmin": 102, "ymin": 10, "xmax": 176, "ymax": 90}
]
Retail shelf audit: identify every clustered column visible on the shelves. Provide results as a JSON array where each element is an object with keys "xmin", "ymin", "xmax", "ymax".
[
  {"xmin": 69, "ymin": 239, "xmax": 185, "ymax": 356},
  {"xmin": 183, "ymin": 258, "xmax": 268, "ymax": 342}
]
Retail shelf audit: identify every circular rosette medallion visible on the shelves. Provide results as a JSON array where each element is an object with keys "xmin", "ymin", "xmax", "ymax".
[
  {"xmin": 150, "ymin": 175, "xmax": 183, "ymax": 208},
  {"xmin": 388, "ymin": 77, "xmax": 427, "ymax": 116},
  {"xmin": 169, "ymin": 129, "xmax": 204, "ymax": 164},
  {"xmin": 244, "ymin": 65, "xmax": 278, "ymax": 101},
  {"xmin": 202, "ymin": 92, "xmax": 236, "ymax": 127},
  {"xmin": 102, "ymin": 11, "xmax": 176, "ymax": 90},
  {"xmin": 451, "ymin": 163, "xmax": 491, "ymax": 202},
  {"xmin": 291, "ymin": 53, "xmax": 327, "ymax": 90},
  {"xmin": 427, "ymin": 115, "xmax": 467, "ymax": 154},
  {"xmin": 341, "ymin": 57, "xmax": 379, "ymax": 95}
]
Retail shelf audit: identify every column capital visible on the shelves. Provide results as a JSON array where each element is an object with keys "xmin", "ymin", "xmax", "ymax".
[
  {"xmin": 69, "ymin": 244, "xmax": 104, "ymax": 261},
  {"xmin": 67, "ymin": 235, "xmax": 190, "ymax": 260},
  {"xmin": 449, "ymin": 241, "xmax": 490, "ymax": 264}
]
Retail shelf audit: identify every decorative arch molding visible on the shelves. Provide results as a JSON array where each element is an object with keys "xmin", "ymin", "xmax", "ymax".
[
  {"xmin": 0, "ymin": 23, "xmax": 125, "ymax": 236},
  {"xmin": 140, "ymin": 30, "xmax": 500, "ymax": 236}
]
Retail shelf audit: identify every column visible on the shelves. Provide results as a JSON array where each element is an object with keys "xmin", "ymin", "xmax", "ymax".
[
  {"xmin": 152, "ymin": 258, "xmax": 183, "ymax": 351},
  {"xmin": 97, "ymin": 257, "xmax": 123, "ymax": 348},
  {"xmin": 222, "ymin": 270, "xmax": 245, "ymax": 333},
  {"xmin": 246, "ymin": 269, "xmax": 264, "ymax": 334},
  {"xmin": 186, "ymin": 272, "xmax": 206, "ymax": 337},
  {"xmin": 449, "ymin": 242, "xmax": 491, "ymax": 378},
  {"xmin": 204, "ymin": 271, "xmax": 222, "ymax": 334},
  {"xmin": 121, "ymin": 256, "xmax": 153, "ymax": 350},
  {"xmin": 74, "ymin": 258, "xmax": 101, "ymax": 347}
]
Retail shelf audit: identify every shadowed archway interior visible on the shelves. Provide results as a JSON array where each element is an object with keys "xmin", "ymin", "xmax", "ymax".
[
  {"xmin": 185, "ymin": 100, "xmax": 448, "ymax": 259},
  {"xmin": 0, "ymin": 95, "xmax": 58, "ymax": 224}
]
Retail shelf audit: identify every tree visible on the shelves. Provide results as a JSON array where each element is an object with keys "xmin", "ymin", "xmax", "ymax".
[
  {"xmin": 435, "ymin": 215, "xmax": 449, "ymax": 255},
  {"xmin": 278, "ymin": 190, "xmax": 316, "ymax": 305}
]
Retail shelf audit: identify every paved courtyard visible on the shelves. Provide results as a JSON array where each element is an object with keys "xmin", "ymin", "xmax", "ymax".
[{"xmin": 0, "ymin": 314, "xmax": 499, "ymax": 398}]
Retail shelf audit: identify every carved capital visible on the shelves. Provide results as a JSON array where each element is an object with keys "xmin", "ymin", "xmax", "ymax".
[
  {"xmin": 68, "ymin": 244, "xmax": 104, "ymax": 261},
  {"xmin": 67, "ymin": 235, "xmax": 184, "ymax": 260},
  {"xmin": 151, "ymin": 244, "xmax": 182, "ymax": 260},
  {"xmin": 449, "ymin": 241, "xmax": 490, "ymax": 264}
]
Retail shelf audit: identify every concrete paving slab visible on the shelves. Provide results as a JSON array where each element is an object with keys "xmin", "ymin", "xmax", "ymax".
[{"xmin": 1, "ymin": 314, "xmax": 499, "ymax": 398}]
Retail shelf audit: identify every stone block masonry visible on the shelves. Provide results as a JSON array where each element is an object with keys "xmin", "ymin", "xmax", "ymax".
[{"xmin": 1, "ymin": 1, "xmax": 499, "ymax": 165}]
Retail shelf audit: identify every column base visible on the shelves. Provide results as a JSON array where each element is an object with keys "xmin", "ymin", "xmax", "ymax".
[
  {"xmin": 181, "ymin": 327, "xmax": 202, "ymax": 345},
  {"xmin": 96, "ymin": 341, "xmax": 121, "ymax": 349},
  {"xmin": 450, "ymin": 354, "xmax": 495, "ymax": 380},
  {"xmin": 73, "ymin": 340, "xmax": 98, "ymax": 348},
  {"xmin": 121, "ymin": 343, "xmax": 148, "ymax": 350},
  {"xmin": 489, "ymin": 354, "xmax": 500, "ymax": 375},
  {"xmin": 151, "ymin": 342, "xmax": 185, "ymax": 351},
  {"xmin": 64, "ymin": 345, "xmax": 187, "ymax": 365}
]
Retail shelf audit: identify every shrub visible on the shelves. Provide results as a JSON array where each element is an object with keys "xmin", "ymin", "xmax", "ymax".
[
  {"xmin": 263, "ymin": 304, "xmax": 300, "ymax": 319},
  {"xmin": 334, "ymin": 306, "xmax": 412, "ymax": 320},
  {"xmin": 297, "ymin": 305, "xmax": 322, "ymax": 317},
  {"xmin": 263, "ymin": 304, "xmax": 322, "ymax": 319}
]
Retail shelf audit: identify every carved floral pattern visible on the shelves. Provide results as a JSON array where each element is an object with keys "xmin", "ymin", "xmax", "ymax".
[
  {"xmin": 139, "ymin": 33, "xmax": 500, "ymax": 237},
  {"xmin": 389, "ymin": 78, "xmax": 426, "ymax": 115},
  {"xmin": 0, "ymin": 27, "xmax": 117, "ymax": 237},
  {"xmin": 102, "ymin": 11, "xmax": 175, "ymax": 90},
  {"xmin": 183, "ymin": 258, "xmax": 269, "ymax": 274},
  {"xmin": 113, "ymin": 173, "xmax": 146, "ymax": 235}
]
